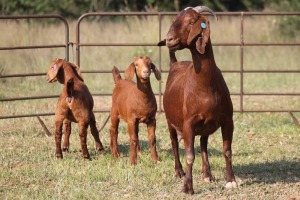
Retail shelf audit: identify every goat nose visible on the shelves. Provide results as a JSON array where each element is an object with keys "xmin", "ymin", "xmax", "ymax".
[
  {"xmin": 143, "ymin": 69, "xmax": 150, "ymax": 74},
  {"xmin": 166, "ymin": 36, "xmax": 174, "ymax": 43}
]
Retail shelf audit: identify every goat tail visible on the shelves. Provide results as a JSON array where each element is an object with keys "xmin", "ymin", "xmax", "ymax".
[
  {"xmin": 112, "ymin": 66, "xmax": 122, "ymax": 84},
  {"xmin": 169, "ymin": 51, "xmax": 177, "ymax": 64}
]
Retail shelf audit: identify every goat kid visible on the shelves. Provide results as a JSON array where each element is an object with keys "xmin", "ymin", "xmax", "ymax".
[
  {"xmin": 158, "ymin": 6, "xmax": 237, "ymax": 194},
  {"xmin": 110, "ymin": 56, "xmax": 161, "ymax": 165},
  {"xmin": 47, "ymin": 59, "xmax": 104, "ymax": 159}
]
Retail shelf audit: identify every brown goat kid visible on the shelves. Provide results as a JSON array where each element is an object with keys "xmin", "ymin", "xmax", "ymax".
[
  {"xmin": 47, "ymin": 59, "xmax": 104, "ymax": 159},
  {"xmin": 158, "ymin": 6, "xmax": 237, "ymax": 194},
  {"xmin": 110, "ymin": 56, "xmax": 161, "ymax": 165}
]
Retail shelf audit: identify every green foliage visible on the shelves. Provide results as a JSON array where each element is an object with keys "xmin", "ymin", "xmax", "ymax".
[
  {"xmin": 1, "ymin": 0, "xmax": 298, "ymax": 19},
  {"xmin": 266, "ymin": 0, "xmax": 300, "ymax": 38}
]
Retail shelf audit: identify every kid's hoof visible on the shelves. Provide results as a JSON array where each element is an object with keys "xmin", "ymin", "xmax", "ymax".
[{"xmin": 225, "ymin": 181, "xmax": 238, "ymax": 189}]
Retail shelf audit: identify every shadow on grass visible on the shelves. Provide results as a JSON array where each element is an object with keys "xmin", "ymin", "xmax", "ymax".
[
  {"xmin": 158, "ymin": 142, "xmax": 300, "ymax": 185},
  {"xmin": 234, "ymin": 160, "xmax": 300, "ymax": 185},
  {"xmin": 106, "ymin": 139, "xmax": 152, "ymax": 157}
]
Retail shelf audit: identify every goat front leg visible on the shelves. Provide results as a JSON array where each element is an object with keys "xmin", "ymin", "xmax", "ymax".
[
  {"xmin": 55, "ymin": 118, "xmax": 64, "ymax": 158},
  {"xmin": 128, "ymin": 119, "xmax": 139, "ymax": 165},
  {"xmin": 79, "ymin": 121, "xmax": 90, "ymax": 159},
  {"xmin": 221, "ymin": 119, "xmax": 238, "ymax": 189},
  {"xmin": 146, "ymin": 119, "xmax": 160, "ymax": 163},
  {"xmin": 182, "ymin": 123, "xmax": 195, "ymax": 195},
  {"xmin": 200, "ymin": 135, "xmax": 213, "ymax": 182},
  {"xmin": 62, "ymin": 119, "xmax": 71, "ymax": 152},
  {"xmin": 89, "ymin": 113, "xmax": 104, "ymax": 154},
  {"xmin": 167, "ymin": 120, "xmax": 185, "ymax": 178}
]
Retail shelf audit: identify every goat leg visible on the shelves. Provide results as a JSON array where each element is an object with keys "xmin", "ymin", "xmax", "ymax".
[
  {"xmin": 167, "ymin": 121, "xmax": 185, "ymax": 178},
  {"xmin": 221, "ymin": 119, "xmax": 238, "ymax": 189},
  {"xmin": 79, "ymin": 122, "xmax": 90, "ymax": 159},
  {"xmin": 182, "ymin": 124, "xmax": 195, "ymax": 195},
  {"xmin": 55, "ymin": 119, "xmax": 64, "ymax": 158},
  {"xmin": 90, "ymin": 114, "xmax": 104, "ymax": 154},
  {"xmin": 110, "ymin": 114, "xmax": 120, "ymax": 158},
  {"xmin": 147, "ymin": 119, "xmax": 160, "ymax": 163},
  {"xmin": 62, "ymin": 119, "xmax": 71, "ymax": 152},
  {"xmin": 128, "ymin": 120, "xmax": 139, "ymax": 165},
  {"xmin": 200, "ymin": 135, "xmax": 214, "ymax": 182}
]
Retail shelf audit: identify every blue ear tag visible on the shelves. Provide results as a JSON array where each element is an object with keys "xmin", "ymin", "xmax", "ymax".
[{"xmin": 201, "ymin": 22, "xmax": 206, "ymax": 29}]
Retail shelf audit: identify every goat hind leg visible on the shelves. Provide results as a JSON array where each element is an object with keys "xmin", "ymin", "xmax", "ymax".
[
  {"xmin": 167, "ymin": 121, "xmax": 185, "ymax": 178},
  {"xmin": 90, "ymin": 114, "xmax": 104, "ymax": 154},
  {"xmin": 221, "ymin": 119, "xmax": 237, "ymax": 189},
  {"xmin": 79, "ymin": 122, "xmax": 90, "ymax": 159},
  {"xmin": 55, "ymin": 119, "xmax": 64, "ymax": 158},
  {"xmin": 200, "ymin": 135, "xmax": 214, "ymax": 182},
  {"xmin": 62, "ymin": 119, "xmax": 71, "ymax": 152}
]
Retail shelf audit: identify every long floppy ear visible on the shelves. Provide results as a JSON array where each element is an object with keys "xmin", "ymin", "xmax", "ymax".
[
  {"xmin": 187, "ymin": 19, "xmax": 202, "ymax": 45},
  {"xmin": 196, "ymin": 19, "xmax": 210, "ymax": 54},
  {"xmin": 150, "ymin": 63, "xmax": 161, "ymax": 81},
  {"xmin": 69, "ymin": 62, "xmax": 84, "ymax": 82},
  {"xmin": 47, "ymin": 59, "xmax": 64, "ymax": 83},
  {"xmin": 124, "ymin": 63, "xmax": 135, "ymax": 80}
]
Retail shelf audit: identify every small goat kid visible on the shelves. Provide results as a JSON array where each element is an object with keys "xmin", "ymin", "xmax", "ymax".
[
  {"xmin": 110, "ymin": 56, "xmax": 161, "ymax": 165},
  {"xmin": 47, "ymin": 59, "xmax": 104, "ymax": 159},
  {"xmin": 158, "ymin": 6, "xmax": 237, "ymax": 194}
]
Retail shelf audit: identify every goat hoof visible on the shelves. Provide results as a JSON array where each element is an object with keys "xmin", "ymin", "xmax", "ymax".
[
  {"xmin": 225, "ymin": 181, "xmax": 238, "ymax": 189},
  {"xmin": 97, "ymin": 147, "xmax": 104, "ymax": 154},
  {"xmin": 153, "ymin": 158, "xmax": 161, "ymax": 164},
  {"xmin": 204, "ymin": 177, "xmax": 211, "ymax": 182},
  {"xmin": 175, "ymin": 170, "xmax": 185, "ymax": 178},
  {"xmin": 203, "ymin": 175, "xmax": 214, "ymax": 182},
  {"xmin": 182, "ymin": 186, "xmax": 194, "ymax": 195},
  {"xmin": 62, "ymin": 147, "xmax": 69, "ymax": 152},
  {"xmin": 56, "ymin": 154, "xmax": 63, "ymax": 159}
]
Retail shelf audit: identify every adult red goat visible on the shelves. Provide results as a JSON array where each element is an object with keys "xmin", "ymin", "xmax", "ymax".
[{"xmin": 158, "ymin": 6, "xmax": 237, "ymax": 194}]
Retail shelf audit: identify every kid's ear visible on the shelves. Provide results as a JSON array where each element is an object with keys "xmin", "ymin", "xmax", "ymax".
[
  {"xmin": 124, "ymin": 63, "xmax": 135, "ymax": 80},
  {"xmin": 47, "ymin": 59, "xmax": 64, "ymax": 83}
]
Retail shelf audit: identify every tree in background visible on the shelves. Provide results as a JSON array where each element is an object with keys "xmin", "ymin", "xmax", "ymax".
[{"xmin": 0, "ymin": 0, "xmax": 299, "ymax": 18}]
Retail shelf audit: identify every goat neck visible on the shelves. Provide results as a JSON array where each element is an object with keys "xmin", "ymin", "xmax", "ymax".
[
  {"xmin": 60, "ymin": 63, "xmax": 82, "ymax": 84},
  {"xmin": 136, "ymin": 75, "xmax": 153, "ymax": 95},
  {"xmin": 191, "ymin": 38, "xmax": 216, "ymax": 74}
]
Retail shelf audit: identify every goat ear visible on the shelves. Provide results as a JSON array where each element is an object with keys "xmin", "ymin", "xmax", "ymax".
[
  {"xmin": 47, "ymin": 60, "xmax": 64, "ymax": 83},
  {"xmin": 69, "ymin": 62, "xmax": 84, "ymax": 82},
  {"xmin": 157, "ymin": 39, "xmax": 166, "ymax": 46},
  {"xmin": 196, "ymin": 19, "xmax": 210, "ymax": 54},
  {"xmin": 150, "ymin": 63, "xmax": 161, "ymax": 81},
  {"xmin": 187, "ymin": 19, "xmax": 202, "ymax": 45},
  {"xmin": 124, "ymin": 63, "xmax": 135, "ymax": 80}
]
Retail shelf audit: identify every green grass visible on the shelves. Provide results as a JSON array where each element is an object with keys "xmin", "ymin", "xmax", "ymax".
[
  {"xmin": 0, "ymin": 113, "xmax": 299, "ymax": 199},
  {"xmin": 0, "ymin": 14, "xmax": 300, "ymax": 199}
]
